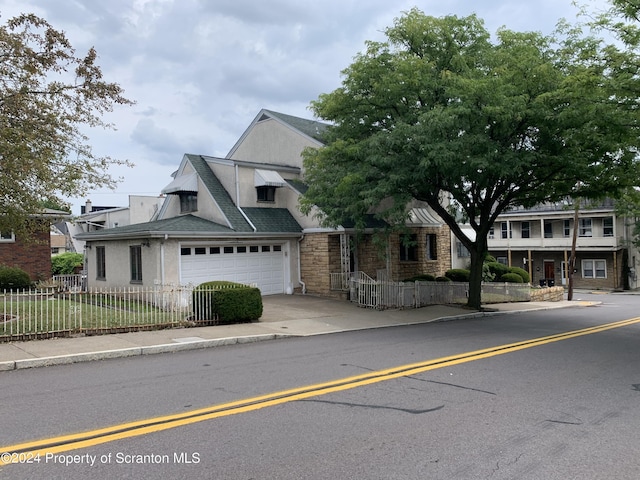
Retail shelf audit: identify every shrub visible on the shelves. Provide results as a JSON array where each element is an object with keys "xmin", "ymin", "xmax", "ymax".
[
  {"xmin": 0, "ymin": 266, "xmax": 32, "ymax": 290},
  {"xmin": 445, "ymin": 269, "xmax": 470, "ymax": 282},
  {"xmin": 486, "ymin": 262, "xmax": 509, "ymax": 281},
  {"xmin": 508, "ymin": 266, "xmax": 530, "ymax": 284},
  {"xmin": 501, "ymin": 273, "xmax": 524, "ymax": 283},
  {"xmin": 192, "ymin": 281, "xmax": 262, "ymax": 324},
  {"xmin": 213, "ymin": 288, "xmax": 263, "ymax": 324},
  {"xmin": 435, "ymin": 276, "xmax": 452, "ymax": 282},
  {"xmin": 402, "ymin": 274, "xmax": 436, "ymax": 282},
  {"xmin": 51, "ymin": 252, "xmax": 84, "ymax": 275}
]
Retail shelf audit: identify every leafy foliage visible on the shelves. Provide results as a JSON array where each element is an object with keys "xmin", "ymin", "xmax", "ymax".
[
  {"xmin": 0, "ymin": 13, "xmax": 134, "ymax": 236},
  {"xmin": 501, "ymin": 273, "xmax": 524, "ymax": 283},
  {"xmin": 301, "ymin": 9, "xmax": 640, "ymax": 308},
  {"xmin": 445, "ymin": 269, "xmax": 471, "ymax": 282},
  {"xmin": 508, "ymin": 266, "xmax": 531, "ymax": 284},
  {"xmin": 51, "ymin": 252, "xmax": 83, "ymax": 275},
  {"xmin": 0, "ymin": 266, "xmax": 32, "ymax": 290}
]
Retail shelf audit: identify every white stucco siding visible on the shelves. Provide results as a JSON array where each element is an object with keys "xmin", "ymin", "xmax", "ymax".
[{"xmin": 228, "ymin": 119, "xmax": 318, "ymax": 168}]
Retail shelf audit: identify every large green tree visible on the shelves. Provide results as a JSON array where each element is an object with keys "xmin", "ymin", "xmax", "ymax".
[
  {"xmin": 300, "ymin": 8, "xmax": 640, "ymax": 309},
  {"xmin": 0, "ymin": 13, "xmax": 133, "ymax": 236}
]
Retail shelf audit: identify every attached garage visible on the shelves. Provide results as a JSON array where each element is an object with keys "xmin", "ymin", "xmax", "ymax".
[{"xmin": 179, "ymin": 243, "xmax": 286, "ymax": 295}]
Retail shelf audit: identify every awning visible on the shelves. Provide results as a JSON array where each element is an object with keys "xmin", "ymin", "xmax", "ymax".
[
  {"xmin": 161, "ymin": 172, "xmax": 198, "ymax": 194},
  {"xmin": 407, "ymin": 208, "xmax": 443, "ymax": 227},
  {"xmin": 254, "ymin": 169, "xmax": 286, "ymax": 188}
]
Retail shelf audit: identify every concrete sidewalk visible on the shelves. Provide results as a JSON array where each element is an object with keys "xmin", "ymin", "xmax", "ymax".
[{"xmin": 0, "ymin": 294, "xmax": 591, "ymax": 371}]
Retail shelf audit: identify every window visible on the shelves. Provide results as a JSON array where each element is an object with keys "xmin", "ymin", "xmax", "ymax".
[
  {"xmin": 0, "ymin": 231, "xmax": 15, "ymax": 242},
  {"xmin": 563, "ymin": 219, "xmax": 571, "ymax": 238},
  {"xmin": 497, "ymin": 256, "xmax": 508, "ymax": 265},
  {"xmin": 181, "ymin": 247, "xmax": 191, "ymax": 255},
  {"xmin": 273, "ymin": 245, "xmax": 282, "ymax": 252},
  {"xmin": 603, "ymin": 217, "xmax": 614, "ymax": 237},
  {"xmin": 223, "ymin": 246, "xmax": 234, "ymax": 253},
  {"xmin": 426, "ymin": 234, "xmax": 438, "ymax": 260},
  {"xmin": 582, "ymin": 259, "xmax": 606, "ymax": 279},
  {"xmin": 488, "ymin": 226, "xmax": 495, "ymax": 239},
  {"xmin": 579, "ymin": 218, "xmax": 592, "ymax": 237},
  {"xmin": 399, "ymin": 234, "xmax": 418, "ymax": 261},
  {"xmin": 51, "ymin": 247, "xmax": 60, "ymax": 254},
  {"xmin": 249, "ymin": 246, "xmax": 259, "ymax": 253},
  {"xmin": 96, "ymin": 246, "xmax": 106, "ymax": 280},
  {"xmin": 544, "ymin": 221, "xmax": 553, "ymax": 238},
  {"xmin": 210, "ymin": 247, "xmax": 220, "ymax": 254},
  {"xmin": 521, "ymin": 222, "xmax": 530, "ymax": 239},
  {"xmin": 456, "ymin": 242, "xmax": 470, "ymax": 258},
  {"xmin": 130, "ymin": 245, "xmax": 142, "ymax": 283},
  {"xmin": 194, "ymin": 247, "xmax": 206, "ymax": 255},
  {"xmin": 179, "ymin": 192, "xmax": 197, "ymax": 213},
  {"xmin": 501, "ymin": 222, "xmax": 510, "ymax": 239},
  {"xmin": 237, "ymin": 246, "xmax": 247, "ymax": 253},
  {"xmin": 257, "ymin": 186, "xmax": 276, "ymax": 202}
]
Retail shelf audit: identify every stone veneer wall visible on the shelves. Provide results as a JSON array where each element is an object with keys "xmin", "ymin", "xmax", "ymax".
[
  {"xmin": 530, "ymin": 286, "xmax": 565, "ymax": 302},
  {"xmin": 299, "ymin": 232, "xmax": 334, "ymax": 296},
  {"xmin": 387, "ymin": 227, "xmax": 452, "ymax": 281}
]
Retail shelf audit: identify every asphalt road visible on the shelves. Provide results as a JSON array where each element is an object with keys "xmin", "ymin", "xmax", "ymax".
[{"xmin": 1, "ymin": 293, "xmax": 639, "ymax": 479}]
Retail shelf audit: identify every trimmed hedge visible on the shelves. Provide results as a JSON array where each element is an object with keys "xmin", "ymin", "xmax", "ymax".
[
  {"xmin": 486, "ymin": 262, "xmax": 509, "ymax": 280},
  {"xmin": 445, "ymin": 269, "xmax": 470, "ymax": 282},
  {"xmin": 0, "ymin": 266, "xmax": 32, "ymax": 290},
  {"xmin": 192, "ymin": 281, "xmax": 262, "ymax": 324},
  {"xmin": 501, "ymin": 272, "xmax": 524, "ymax": 283},
  {"xmin": 508, "ymin": 266, "xmax": 530, "ymax": 283},
  {"xmin": 435, "ymin": 276, "xmax": 452, "ymax": 282}
]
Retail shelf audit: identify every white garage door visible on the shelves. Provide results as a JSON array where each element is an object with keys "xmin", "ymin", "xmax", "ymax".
[{"xmin": 180, "ymin": 244, "xmax": 285, "ymax": 295}]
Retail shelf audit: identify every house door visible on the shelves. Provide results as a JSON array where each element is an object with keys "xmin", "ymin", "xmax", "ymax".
[{"xmin": 544, "ymin": 260, "xmax": 555, "ymax": 286}]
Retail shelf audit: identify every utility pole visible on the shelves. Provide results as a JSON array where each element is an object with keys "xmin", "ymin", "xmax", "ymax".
[{"xmin": 567, "ymin": 199, "xmax": 580, "ymax": 301}]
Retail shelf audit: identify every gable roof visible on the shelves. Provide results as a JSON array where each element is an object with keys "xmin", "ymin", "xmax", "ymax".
[
  {"xmin": 261, "ymin": 110, "xmax": 329, "ymax": 143},
  {"xmin": 226, "ymin": 109, "xmax": 329, "ymax": 158},
  {"xmin": 186, "ymin": 154, "xmax": 254, "ymax": 232}
]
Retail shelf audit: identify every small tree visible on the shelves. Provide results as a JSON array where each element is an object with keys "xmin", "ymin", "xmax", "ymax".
[{"xmin": 0, "ymin": 13, "xmax": 134, "ymax": 237}]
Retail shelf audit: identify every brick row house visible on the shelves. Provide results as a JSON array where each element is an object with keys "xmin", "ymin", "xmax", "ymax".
[
  {"xmin": 76, "ymin": 109, "xmax": 452, "ymax": 296},
  {"xmin": 487, "ymin": 200, "xmax": 639, "ymax": 291},
  {"xmin": 0, "ymin": 209, "xmax": 71, "ymax": 282}
]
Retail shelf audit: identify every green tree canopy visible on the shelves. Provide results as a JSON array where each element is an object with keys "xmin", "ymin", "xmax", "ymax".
[
  {"xmin": 300, "ymin": 8, "xmax": 640, "ymax": 309},
  {"xmin": 0, "ymin": 13, "xmax": 134, "ymax": 236}
]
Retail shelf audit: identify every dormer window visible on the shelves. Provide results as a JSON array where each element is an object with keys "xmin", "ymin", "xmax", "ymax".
[
  {"xmin": 254, "ymin": 169, "xmax": 286, "ymax": 204},
  {"xmin": 179, "ymin": 192, "xmax": 197, "ymax": 213},
  {"xmin": 257, "ymin": 186, "xmax": 276, "ymax": 202}
]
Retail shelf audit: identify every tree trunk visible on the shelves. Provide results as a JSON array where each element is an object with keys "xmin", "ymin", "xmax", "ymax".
[{"xmin": 467, "ymin": 245, "xmax": 485, "ymax": 310}]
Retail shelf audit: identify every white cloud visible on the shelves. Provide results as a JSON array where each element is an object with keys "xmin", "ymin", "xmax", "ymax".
[{"xmin": 0, "ymin": 0, "xmax": 612, "ymax": 214}]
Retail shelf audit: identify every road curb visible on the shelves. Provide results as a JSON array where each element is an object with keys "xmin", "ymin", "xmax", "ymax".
[{"xmin": 4, "ymin": 333, "xmax": 293, "ymax": 371}]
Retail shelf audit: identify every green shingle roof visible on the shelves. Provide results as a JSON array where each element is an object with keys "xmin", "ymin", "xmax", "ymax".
[
  {"xmin": 75, "ymin": 214, "xmax": 234, "ymax": 239},
  {"xmin": 186, "ymin": 154, "xmax": 254, "ymax": 232},
  {"xmin": 263, "ymin": 110, "xmax": 329, "ymax": 144},
  {"xmin": 242, "ymin": 208, "xmax": 302, "ymax": 233}
]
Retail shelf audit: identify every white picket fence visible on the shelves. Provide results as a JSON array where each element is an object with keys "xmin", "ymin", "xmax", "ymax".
[{"xmin": 347, "ymin": 274, "xmax": 531, "ymax": 309}]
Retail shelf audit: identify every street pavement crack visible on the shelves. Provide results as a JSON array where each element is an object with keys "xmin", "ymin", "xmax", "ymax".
[{"xmin": 297, "ymin": 398, "xmax": 445, "ymax": 414}]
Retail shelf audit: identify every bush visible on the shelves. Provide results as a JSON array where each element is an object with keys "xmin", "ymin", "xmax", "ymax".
[
  {"xmin": 402, "ymin": 274, "xmax": 436, "ymax": 282},
  {"xmin": 445, "ymin": 269, "xmax": 470, "ymax": 282},
  {"xmin": 508, "ymin": 266, "xmax": 530, "ymax": 284},
  {"xmin": 486, "ymin": 262, "xmax": 509, "ymax": 281},
  {"xmin": 192, "ymin": 281, "xmax": 262, "ymax": 324},
  {"xmin": 435, "ymin": 276, "xmax": 452, "ymax": 282},
  {"xmin": 0, "ymin": 266, "xmax": 32, "ymax": 290},
  {"xmin": 501, "ymin": 273, "xmax": 524, "ymax": 283},
  {"xmin": 51, "ymin": 252, "xmax": 84, "ymax": 275}
]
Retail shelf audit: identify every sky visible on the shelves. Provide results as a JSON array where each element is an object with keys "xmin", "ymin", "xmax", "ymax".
[{"xmin": 1, "ymin": 0, "xmax": 612, "ymax": 215}]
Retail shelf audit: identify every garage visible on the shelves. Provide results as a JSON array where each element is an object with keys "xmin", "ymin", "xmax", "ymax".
[{"xmin": 179, "ymin": 244, "xmax": 285, "ymax": 295}]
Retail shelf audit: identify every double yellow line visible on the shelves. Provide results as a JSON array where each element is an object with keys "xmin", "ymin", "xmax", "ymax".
[{"xmin": 3, "ymin": 316, "xmax": 640, "ymax": 464}]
